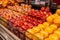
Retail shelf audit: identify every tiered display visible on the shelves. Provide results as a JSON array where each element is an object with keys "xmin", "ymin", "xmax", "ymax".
[
  {"xmin": 0, "ymin": 0, "xmax": 20, "ymax": 7},
  {"xmin": 0, "ymin": 4, "xmax": 51, "ymax": 30},
  {"xmin": 0, "ymin": 0, "xmax": 60, "ymax": 40},
  {"xmin": 0, "ymin": 3, "xmax": 52, "ymax": 40},
  {"xmin": 26, "ymin": 9, "xmax": 60, "ymax": 40}
]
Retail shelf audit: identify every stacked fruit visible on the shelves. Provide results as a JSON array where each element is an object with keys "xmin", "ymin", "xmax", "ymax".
[
  {"xmin": 8, "ymin": 5, "xmax": 51, "ymax": 17},
  {"xmin": 7, "ymin": 4, "xmax": 31, "ymax": 15},
  {"xmin": 0, "ymin": 6, "xmax": 51, "ymax": 30},
  {"xmin": 7, "ymin": 5, "xmax": 52, "ymax": 25},
  {"xmin": 0, "ymin": 0, "xmax": 15, "ymax": 7},
  {"xmin": 25, "ymin": 22, "xmax": 58, "ymax": 40},
  {"xmin": 25, "ymin": 9, "xmax": 60, "ymax": 40},
  {"xmin": 45, "ymin": 28, "xmax": 60, "ymax": 40},
  {"xmin": 28, "ymin": 7, "xmax": 51, "ymax": 20},
  {"xmin": 0, "ymin": 0, "xmax": 21, "ymax": 7}
]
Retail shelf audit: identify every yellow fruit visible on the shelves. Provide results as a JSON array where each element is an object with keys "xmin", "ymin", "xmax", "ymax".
[
  {"xmin": 40, "ymin": 30, "xmax": 48, "ymax": 38},
  {"xmin": 2, "ymin": 0, "xmax": 8, "ymax": 7},
  {"xmin": 51, "ymin": 14, "xmax": 59, "ymax": 19},
  {"xmin": 34, "ymin": 33, "xmax": 44, "ymax": 40},
  {"xmin": 56, "ymin": 16, "xmax": 60, "ymax": 19},
  {"xmin": 45, "ymin": 38, "xmax": 49, "ymax": 40},
  {"xmin": 53, "ymin": 14, "xmax": 59, "ymax": 16},
  {"xmin": 32, "ymin": 27, "xmax": 41, "ymax": 33},
  {"xmin": 49, "ymin": 34, "xmax": 59, "ymax": 40},
  {"xmin": 49, "ymin": 24, "xmax": 57, "ymax": 30},
  {"xmin": 46, "ymin": 16, "xmax": 53, "ymax": 23},
  {"xmin": 38, "ymin": 24, "xmax": 44, "ymax": 30},
  {"xmin": 56, "ymin": 9, "xmax": 60, "ymax": 15},
  {"xmin": 27, "ymin": 29, "xmax": 35, "ymax": 34},
  {"xmin": 54, "ymin": 30, "xmax": 60, "ymax": 38},
  {"xmin": 44, "ymin": 27, "xmax": 53, "ymax": 34},
  {"xmin": 54, "ymin": 18, "xmax": 60, "ymax": 24},
  {"xmin": 26, "ymin": 37, "xmax": 30, "ymax": 40},
  {"xmin": 33, "ymin": 35, "xmax": 39, "ymax": 40},
  {"xmin": 57, "ymin": 28, "xmax": 60, "ymax": 31},
  {"xmin": 25, "ymin": 32, "xmax": 33, "ymax": 39},
  {"xmin": 43, "ymin": 22, "xmax": 50, "ymax": 27}
]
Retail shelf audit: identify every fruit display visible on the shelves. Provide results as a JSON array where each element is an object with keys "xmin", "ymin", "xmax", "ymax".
[
  {"xmin": 0, "ymin": 5, "xmax": 52, "ymax": 31},
  {"xmin": 0, "ymin": 0, "xmax": 21, "ymax": 7},
  {"xmin": 28, "ymin": 7, "xmax": 51, "ymax": 20},
  {"xmin": 7, "ymin": 4, "xmax": 31, "ymax": 13},
  {"xmin": 45, "ymin": 28, "xmax": 60, "ymax": 40},
  {"xmin": 0, "ymin": 4, "xmax": 52, "ymax": 40},
  {"xmin": 25, "ymin": 9, "xmax": 60, "ymax": 40},
  {"xmin": 1, "ymin": 0, "xmax": 60, "ymax": 40}
]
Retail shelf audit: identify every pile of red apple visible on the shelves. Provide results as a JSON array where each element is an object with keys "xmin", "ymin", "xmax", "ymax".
[
  {"xmin": 28, "ymin": 7, "xmax": 52, "ymax": 20},
  {"xmin": 0, "ymin": 6, "xmax": 52, "ymax": 31}
]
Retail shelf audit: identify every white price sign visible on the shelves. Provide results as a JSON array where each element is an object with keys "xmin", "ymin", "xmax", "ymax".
[{"xmin": 40, "ymin": 1, "xmax": 45, "ymax": 5}]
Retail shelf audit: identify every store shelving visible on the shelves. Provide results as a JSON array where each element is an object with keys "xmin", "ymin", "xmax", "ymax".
[{"xmin": 0, "ymin": 18, "xmax": 20, "ymax": 40}]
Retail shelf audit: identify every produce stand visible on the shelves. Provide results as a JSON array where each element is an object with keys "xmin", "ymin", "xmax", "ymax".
[{"xmin": 0, "ymin": 0, "xmax": 60, "ymax": 40}]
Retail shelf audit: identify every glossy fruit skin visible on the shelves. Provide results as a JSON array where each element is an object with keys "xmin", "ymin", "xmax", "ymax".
[
  {"xmin": 56, "ymin": 9, "xmax": 60, "ymax": 15},
  {"xmin": 49, "ymin": 34, "xmax": 59, "ymax": 40},
  {"xmin": 43, "ymin": 22, "xmax": 50, "ymax": 27},
  {"xmin": 54, "ymin": 17, "xmax": 60, "ymax": 24},
  {"xmin": 44, "ymin": 27, "xmax": 53, "ymax": 34},
  {"xmin": 54, "ymin": 30, "xmax": 60, "ymax": 38},
  {"xmin": 46, "ymin": 16, "xmax": 53, "ymax": 23},
  {"xmin": 49, "ymin": 24, "xmax": 57, "ymax": 30}
]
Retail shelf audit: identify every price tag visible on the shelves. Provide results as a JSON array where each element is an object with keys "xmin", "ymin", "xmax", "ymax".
[
  {"xmin": 40, "ymin": 1, "xmax": 45, "ymax": 5},
  {"xmin": 35, "ymin": 0, "xmax": 40, "ymax": 4}
]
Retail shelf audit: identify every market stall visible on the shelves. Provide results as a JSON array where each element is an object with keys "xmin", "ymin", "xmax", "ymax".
[{"xmin": 0, "ymin": 0, "xmax": 60, "ymax": 40}]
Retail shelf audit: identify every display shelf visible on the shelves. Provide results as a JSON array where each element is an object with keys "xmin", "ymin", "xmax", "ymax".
[{"xmin": 0, "ymin": 23, "xmax": 20, "ymax": 40}]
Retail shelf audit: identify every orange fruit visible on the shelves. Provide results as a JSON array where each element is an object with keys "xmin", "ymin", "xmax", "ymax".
[
  {"xmin": 54, "ymin": 30, "xmax": 60, "ymax": 38},
  {"xmin": 49, "ymin": 24, "xmax": 57, "ymax": 30},
  {"xmin": 25, "ymin": 32, "xmax": 33, "ymax": 39},
  {"xmin": 45, "ymin": 38, "xmax": 49, "ymax": 40},
  {"xmin": 32, "ymin": 27, "xmax": 41, "ymax": 33},
  {"xmin": 27, "ymin": 29, "xmax": 36, "ymax": 34},
  {"xmin": 40, "ymin": 30, "xmax": 48, "ymax": 38},
  {"xmin": 34, "ymin": 33, "xmax": 44, "ymax": 40},
  {"xmin": 46, "ymin": 16, "xmax": 53, "ymax": 23},
  {"xmin": 56, "ymin": 9, "xmax": 60, "ymax": 15},
  {"xmin": 43, "ymin": 22, "xmax": 50, "ymax": 27},
  {"xmin": 44, "ymin": 27, "xmax": 53, "ymax": 34},
  {"xmin": 49, "ymin": 34, "xmax": 59, "ymax": 40},
  {"xmin": 2, "ymin": 0, "xmax": 8, "ymax": 7},
  {"xmin": 38, "ymin": 24, "xmax": 44, "ymax": 30},
  {"xmin": 54, "ymin": 18, "xmax": 60, "ymax": 24},
  {"xmin": 51, "ymin": 14, "xmax": 59, "ymax": 19}
]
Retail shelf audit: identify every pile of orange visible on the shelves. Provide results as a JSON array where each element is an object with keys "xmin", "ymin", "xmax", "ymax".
[{"xmin": 25, "ymin": 9, "xmax": 60, "ymax": 40}]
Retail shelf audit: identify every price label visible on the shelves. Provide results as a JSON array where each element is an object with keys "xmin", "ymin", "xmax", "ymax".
[
  {"xmin": 40, "ymin": 1, "xmax": 45, "ymax": 5},
  {"xmin": 35, "ymin": 0, "xmax": 40, "ymax": 4}
]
